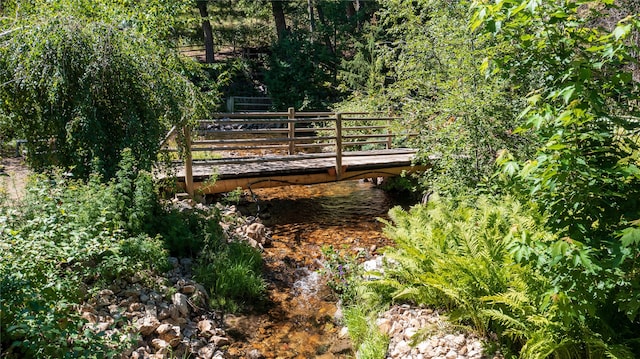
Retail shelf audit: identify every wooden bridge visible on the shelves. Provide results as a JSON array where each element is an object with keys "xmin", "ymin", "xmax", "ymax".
[{"xmin": 158, "ymin": 109, "xmax": 429, "ymax": 195}]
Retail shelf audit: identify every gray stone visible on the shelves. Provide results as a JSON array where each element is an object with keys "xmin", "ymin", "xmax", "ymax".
[
  {"xmin": 198, "ymin": 344, "xmax": 216, "ymax": 359},
  {"xmin": 151, "ymin": 338, "xmax": 169, "ymax": 350},
  {"xmin": 210, "ymin": 335, "xmax": 230, "ymax": 347},
  {"xmin": 172, "ymin": 292, "xmax": 190, "ymax": 316},
  {"xmin": 246, "ymin": 349, "xmax": 265, "ymax": 359}
]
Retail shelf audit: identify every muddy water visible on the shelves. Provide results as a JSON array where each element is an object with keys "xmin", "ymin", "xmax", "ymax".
[{"xmin": 226, "ymin": 180, "xmax": 402, "ymax": 358}]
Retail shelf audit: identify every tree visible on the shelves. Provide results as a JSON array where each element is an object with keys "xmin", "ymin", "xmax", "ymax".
[
  {"xmin": 271, "ymin": 0, "xmax": 287, "ymax": 39},
  {"xmin": 339, "ymin": 0, "xmax": 528, "ymax": 195},
  {"xmin": 196, "ymin": 0, "xmax": 215, "ymax": 63},
  {"xmin": 0, "ymin": 1, "xmax": 209, "ymax": 179},
  {"xmin": 475, "ymin": 0, "xmax": 640, "ymax": 353}
]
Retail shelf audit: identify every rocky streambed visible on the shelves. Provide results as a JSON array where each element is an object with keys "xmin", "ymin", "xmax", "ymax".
[{"xmin": 78, "ymin": 182, "xmax": 501, "ymax": 359}]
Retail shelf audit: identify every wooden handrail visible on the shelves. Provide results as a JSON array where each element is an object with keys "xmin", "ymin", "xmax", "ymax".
[{"xmin": 170, "ymin": 108, "xmax": 412, "ymax": 196}]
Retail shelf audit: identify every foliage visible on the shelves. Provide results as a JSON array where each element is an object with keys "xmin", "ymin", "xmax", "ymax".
[
  {"xmin": 151, "ymin": 203, "xmax": 223, "ymax": 258},
  {"xmin": 0, "ymin": 2, "xmax": 210, "ymax": 179},
  {"xmin": 339, "ymin": 0, "xmax": 530, "ymax": 195},
  {"xmin": 473, "ymin": 0, "xmax": 640, "ymax": 353},
  {"xmin": 343, "ymin": 305, "xmax": 390, "ymax": 359},
  {"xmin": 194, "ymin": 240, "xmax": 266, "ymax": 313},
  {"xmin": 376, "ymin": 196, "xmax": 637, "ymax": 357},
  {"xmin": 319, "ymin": 245, "xmax": 366, "ymax": 304},
  {"xmin": 0, "ymin": 154, "xmax": 169, "ymax": 358},
  {"xmin": 264, "ymin": 30, "xmax": 340, "ymax": 111}
]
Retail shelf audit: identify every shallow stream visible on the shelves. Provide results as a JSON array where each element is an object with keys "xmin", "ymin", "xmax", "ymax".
[{"xmin": 225, "ymin": 180, "xmax": 405, "ymax": 358}]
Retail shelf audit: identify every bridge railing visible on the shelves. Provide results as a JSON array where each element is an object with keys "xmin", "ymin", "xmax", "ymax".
[{"xmin": 162, "ymin": 108, "xmax": 415, "ymax": 195}]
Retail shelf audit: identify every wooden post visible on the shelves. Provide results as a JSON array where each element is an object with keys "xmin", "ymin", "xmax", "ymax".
[
  {"xmin": 335, "ymin": 112, "xmax": 343, "ymax": 180},
  {"xmin": 386, "ymin": 118, "xmax": 393, "ymax": 149},
  {"xmin": 288, "ymin": 107, "xmax": 296, "ymax": 155},
  {"xmin": 184, "ymin": 126, "xmax": 194, "ymax": 197}
]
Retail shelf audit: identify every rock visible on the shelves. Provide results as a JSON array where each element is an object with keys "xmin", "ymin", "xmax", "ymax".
[
  {"xmin": 182, "ymin": 285, "xmax": 196, "ymax": 294},
  {"xmin": 157, "ymin": 305, "xmax": 174, "ymax": 321},
  {"xmin": 98, "ymin": 289, "xmax": 114, "ymax": 297},
  {"xmin": 180, "ymin": 257, "xmax": 193, "ymax": 271},
  {"xmin": 245, "ymin": 222, "xmax": 269, "ymax": 245},
  {"xmin": 377, "ymin": 318, "xmax": 392, "ymax": 334},
  {"xmin": 172, "ymin": 293, "xmax": 190, "ymax": 317},
  {"xmin": 210, "ymin": 335, "xmax": 230, "ymax": 347},
  {"xmin": 128, "ymin": 302, "xmax": 143, "ymax": 312},
  {"xmin": 198, "ymin": 344, "xmax": 216, "ymax": 359},
  {"xmin": 81, "ymin": 311, "xmax": 98, "ymax": 324},
  {"xmin": 417, "ymin": 341, "xmax": 431, "ymax": 353},
  {"xmin": 167, "ymin": 257, "xmax": 180, "ymax": 268},
  {"xmin": 391, "ymin": 340, "xmax": 411, "ymax": 357},
  {"xmin": 136, "ymin": 316, "xmax": 160, "ymax": 336},
  {"xmin": 139, "ymin": 292, "xmax": 150, "ymax": 303},
  {"xmin": 329, "ymin": 339, "xmax": 353, "ymax": 354},
  {"xmin": 339, "ymin": 326, "xmax": 349, "ymax": 338},
  {"xmin": 151, "ymin": 338, "xmax": 169, "ymax": 350},
  {"xmin": 95, "ymin": 321, "xmax": 111, "ymax": 332},
  {"xmin": 404, "ymin": 327, "xmax": 417, "ymax": 341},
  {"xmin": 246, "ymin": 349, "xmax": 265, "ymax": 359},
  {"xmin": 149, "ymin": 291, "xmax": 163, "ymax": 303},
  {"xmin": 198, "ymin": 319, "xmax": 216, "ymax": 336},
  {"xmin": 156, "ymin": 324, "xmax": 182, "ymax": 347}
]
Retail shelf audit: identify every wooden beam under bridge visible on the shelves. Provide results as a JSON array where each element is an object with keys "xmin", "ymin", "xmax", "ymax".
[{"xmin": 178, "ymin": 164, "xmax": 430, "ymax": 194}]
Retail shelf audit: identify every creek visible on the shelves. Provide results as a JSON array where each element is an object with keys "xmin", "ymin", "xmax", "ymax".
[{"xmin": 224, "ymin": 180, "xmax": 408, "ymax": 358}]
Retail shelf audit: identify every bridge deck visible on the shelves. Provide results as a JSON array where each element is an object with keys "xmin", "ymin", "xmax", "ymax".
[{"xmin": 160, "ymin": 149, "xmax": 428, "ymax": 194}]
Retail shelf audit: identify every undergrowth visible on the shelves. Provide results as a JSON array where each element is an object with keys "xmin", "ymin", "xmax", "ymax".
[
  {"xmin": 329, "ymin": 195, "xmax": 638, "ymax": 358},
  {"xmin": 0, "ymin": 149, "xmax": 266, "ymax": 357}
]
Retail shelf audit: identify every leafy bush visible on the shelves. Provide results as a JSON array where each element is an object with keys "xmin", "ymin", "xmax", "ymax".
[
  {"xmin": 319, "ymin": 245, "xmax": 366, "ymax": 304},
  {"xmin": 473, "ymin": 0, "xmax": 640, "ymax": 354},
  {"xmin": 339, "ymin": 0, "xmax": 530, "ymax": 195},
  {"xmin": 0, "ymin": 158, "xmax": 168, "ymax": 358},
  {"xmin": 343, "ymin": 305, "xmax": 389, "ymax": 359},
  {"xmin": 151, "ymin": 205, "xmax": 223, "ymax": 258},
  {"xmin": 264, "ymin": 31, "xmax": 339, "ymax": 111}
]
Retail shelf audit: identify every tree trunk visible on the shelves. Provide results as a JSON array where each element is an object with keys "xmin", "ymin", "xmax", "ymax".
[
  {"xmin": 197, "ymin": 1, "xmax": 215, "ymax": 63},
  {"xmin": 345, "ymin": 1, "xmax": 356, "ymax": 19},
  {"xmin": 316, "ymin": 4, "xmax": 334, "ymax": 54},
  {"xmin": 308, "ymin": 0, "xmax": 316, "ymax": 33},
  {"xmin": 271, "ymin": 1, "xmax": 287, "ymax": 40}
]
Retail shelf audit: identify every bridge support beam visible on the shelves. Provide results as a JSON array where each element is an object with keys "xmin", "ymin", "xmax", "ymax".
[{"xmin": 187, "ymin": 165, "xmax": 430, "ymax": 194}]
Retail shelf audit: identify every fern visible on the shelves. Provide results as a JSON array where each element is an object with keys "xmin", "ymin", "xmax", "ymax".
[{"xmin": 375, "ymin": 195, "xmax": 640, "ymax": 358}]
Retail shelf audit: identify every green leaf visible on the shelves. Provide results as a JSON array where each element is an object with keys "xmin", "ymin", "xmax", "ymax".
[
  {"xmin": 620, "ymin": 227, "xmax": 640, "ymax": 247},
  {"xmin": 504, "ymin": 161, "xmax": 520, "ymax": 177},
  {"xmin": 560, "ymin": 85, "xmax": 575, "ymax": 104},
  {"xmin": 613, "ymin": 23, "xmax": 632, "ymax": 40}
]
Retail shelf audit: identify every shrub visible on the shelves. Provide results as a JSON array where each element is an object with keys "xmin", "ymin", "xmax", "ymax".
[
  {"xmin": 0, "ymin": 161, "xmax": 168, "ymax": 357},
  {"xmin": 0, "ymin": 9, "xmax": 206, "ymax": 180}
]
